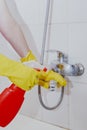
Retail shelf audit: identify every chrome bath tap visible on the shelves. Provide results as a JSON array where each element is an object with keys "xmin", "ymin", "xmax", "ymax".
[{"xmin": 46, "ymin": 50, "xmax": 85, "ymax": 76}]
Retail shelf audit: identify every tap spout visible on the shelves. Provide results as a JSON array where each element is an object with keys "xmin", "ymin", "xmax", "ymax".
[{"xmin": 50, "ymin": 62, "xmax": 85, "ymax": 76}]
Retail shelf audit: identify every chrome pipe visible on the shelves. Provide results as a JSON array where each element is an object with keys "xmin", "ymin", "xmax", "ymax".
[
  {"xmin": 38, "ymin": 0, "xmax": 64, "ymax": 110},
  {"xmin": 40, "ymin": 0, "xmax": 51, "ymax": 65}
]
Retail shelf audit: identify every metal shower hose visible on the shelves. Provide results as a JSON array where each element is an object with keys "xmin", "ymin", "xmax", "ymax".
[{"xmin": 38, "ymin": 0, "xmax": 64, "ymax": 110}]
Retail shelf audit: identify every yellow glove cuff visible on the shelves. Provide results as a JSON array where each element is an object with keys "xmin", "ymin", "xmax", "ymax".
[{"xmin": 21, "ymin": 50, "xmax": 36, "ymax": 62}]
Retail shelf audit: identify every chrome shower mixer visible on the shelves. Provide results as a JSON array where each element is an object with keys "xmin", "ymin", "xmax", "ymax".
[{"xmin": 46, "ymin": 50, "xmax": 85, "ymax": 76}]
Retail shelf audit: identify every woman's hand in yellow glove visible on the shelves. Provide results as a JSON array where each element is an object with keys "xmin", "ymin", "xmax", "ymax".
[
  {"xmin": 22, "ymin": 60, "xmax": 67, "ymax": 89},
  {"xmin": 0, "ymin": 54, "xmax": 39, "ymax": 91},
  {"xmin": 0, "ymin": 54, "xmax": 67, "ymax": 91},
  {"xmin": 38, "ymin": 70, "xmax": 67, "ymax": 89}
]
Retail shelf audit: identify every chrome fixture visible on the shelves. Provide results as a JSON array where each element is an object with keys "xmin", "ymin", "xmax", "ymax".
[
  {"xmin": 38, "ymin": 0, "xmax": 65, "ymax": 110},
  {"xmin": 38, "ymin": 0, "xmax": 85, "ymax": 110},
  {"xmin": 47, "ymin": 50, "xmax": 85, "ymax": 76}
]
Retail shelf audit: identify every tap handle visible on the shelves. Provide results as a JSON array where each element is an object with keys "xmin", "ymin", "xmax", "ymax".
[{"xmin": 46, "ymin": 49, "xmax": 68, "ymax": 63}]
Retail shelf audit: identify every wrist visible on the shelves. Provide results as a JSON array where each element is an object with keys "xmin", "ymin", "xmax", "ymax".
[{"xmin": 20, "ymin": 50, "xmax": 37, "ymax": 62}]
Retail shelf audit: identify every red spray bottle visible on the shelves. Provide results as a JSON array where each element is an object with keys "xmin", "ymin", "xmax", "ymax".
[
  {"xmin": 0, "ymin": 83, "xmax": 25, "ymax": 127},
  {"xmin": 0, "ymin": 67, "xmax": 47, "ymax": 127}
]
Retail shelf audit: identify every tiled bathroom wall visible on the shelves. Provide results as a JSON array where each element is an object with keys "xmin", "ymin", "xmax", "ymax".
[
  {"xmin": 13, "ymin": 0, "xmax": 69, "ymax": 129},
  {"xmin": 68, "ymin": 0, "xmax": 87, "ymax": 130},
  {"xmin": 0, "ymin": 0, "xmax": 87, "ymax": 130},
  {"xmin": 14, "ymin": 0, "xmax": 87, "ymax": 130}
]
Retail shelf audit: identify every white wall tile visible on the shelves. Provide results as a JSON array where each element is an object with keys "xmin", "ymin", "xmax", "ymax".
[
  {"xmin": 48, "ymin": 24, "xmax": 68, "ymax": 52},
  {"xmin": 69, "ymin": 82, "xmax": 87, "ymax": 130},
  {"xmin": 42, "ymin": 24, "xmax": 68, "ymax": 65},
  {"xmin": 68, "ymin": 0, "xmax": 87, "ymax": 22},
  {"xmin": 68, "ymin": 23, "xmax": 87, "ymax": 58},
  {"xmin": 26, "ymin": 24, "xmax": 44, "ymax": 57},
  {"xmin": 0, "ymin": 115, "xmax": 66, "ymax": 130},
  {"xmin": 52, "ymin": 0, "xmax": 68, "ymax": 23},
  {"xmin": 42, "ymin": 93, "xmax": 69, "ymax": 128},
  {"xmin": 21, "ymin": 87, "xmax": 69, "ymax": 128},
  {"xmin": 68, "ymin": 23, "xmax": 87, "ymax": 83},
  {"xmin": 20, "ymin": 87, "xmax": 44, "ymax": 120}
]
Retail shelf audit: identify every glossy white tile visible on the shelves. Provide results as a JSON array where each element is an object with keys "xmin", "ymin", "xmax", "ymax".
[
  {"xmin": 52, "ymin": 0, "xmax": 68, "ymax": 23},
  {"xmin": 68, "ymin": 0, "xmax": 87, "ymax": 22},
  {"xmin": 0, "ymin": 114, "xmax": 66, "ymax": 130},
  {"xmin": 69, "ymin": 82, "xmax": 87, "ymax": 130}
]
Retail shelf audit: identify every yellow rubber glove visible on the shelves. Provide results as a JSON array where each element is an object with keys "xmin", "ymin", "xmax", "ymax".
[
  {"xmin": 20, "ymin": 50, "xmax": 67, "ymax": 89},
  {"xmin": 0, "ymin": 54, "xmax": 67, "ymax": 91},
  {"xmin": 0, "ymin": 54, "xmax": 38, "ymax": 91},
  {"xmin": 20, "ymin": 50, "xmax": 36, "ymax": 62},
  {"xmin": 38, "ymin": 70, "xmax": 67, "ymax": 89}
]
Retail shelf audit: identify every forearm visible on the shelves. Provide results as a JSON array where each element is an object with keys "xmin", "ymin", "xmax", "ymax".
[
  {"xmin": 0, "ymin": 0, "xmax": 30, "ymax": 57},
  {"xmin": 1, "ymin": 21, "xmax": 30, "ymax": 58}
]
